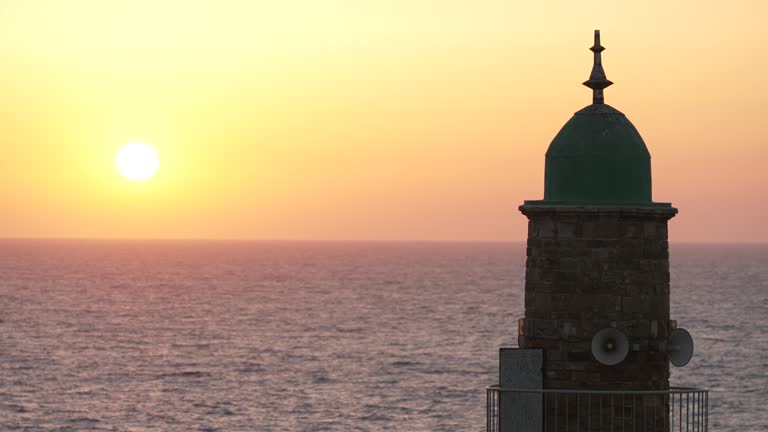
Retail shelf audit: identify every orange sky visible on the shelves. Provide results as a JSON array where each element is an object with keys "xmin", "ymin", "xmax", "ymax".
[{"xmin": 1, "ymin": 1, "xmax": 766, "ymax": 242}]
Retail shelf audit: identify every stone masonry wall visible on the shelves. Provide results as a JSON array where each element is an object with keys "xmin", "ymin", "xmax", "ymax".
[{"xmin": 518, "ymin": 206, "xmax": 677, "ymax": 392}]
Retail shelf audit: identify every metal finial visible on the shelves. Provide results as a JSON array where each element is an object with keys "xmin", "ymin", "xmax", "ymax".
[{"xmin": 582, "ymin": 30, "xmax": 613, "ymax": 104}]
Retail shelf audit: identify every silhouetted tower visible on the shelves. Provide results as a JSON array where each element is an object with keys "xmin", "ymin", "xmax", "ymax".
[
  {"xmin": 488, "ymin": 31, "xmax": 704, "ymax": 432},
  {"xmin": 519, "ymin": 29, "xmax": 676, "ymax": 390}
]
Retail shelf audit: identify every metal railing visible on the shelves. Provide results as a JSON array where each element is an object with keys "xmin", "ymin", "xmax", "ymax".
[{"xmin": 486, "ymin": 386, "xmax": 708, "ymax": 432}]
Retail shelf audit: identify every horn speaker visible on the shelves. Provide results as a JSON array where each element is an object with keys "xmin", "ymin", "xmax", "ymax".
[
  {"xmin": 667, "ymin": 328, "xmax": 694, "ymax": 367},
  {"xmin": 591, "ymin": 328, "xmax": 629, "ymax": 366}
]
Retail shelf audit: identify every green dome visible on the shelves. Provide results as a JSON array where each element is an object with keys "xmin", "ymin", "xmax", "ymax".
[
  {"xmin": 523, "ymin": 30, "xmax": 671, "ymax": 208},
  {"xmin": 543, "ymin": 103, "xmax": 653, "ymax": 204}
]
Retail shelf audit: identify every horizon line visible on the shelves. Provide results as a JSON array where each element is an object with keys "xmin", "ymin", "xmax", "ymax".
[{"xmin": 1, "ymin": 236, "xmax": 767, "ymax": 246}]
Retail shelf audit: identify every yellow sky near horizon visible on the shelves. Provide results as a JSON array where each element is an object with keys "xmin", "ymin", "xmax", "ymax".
[{"xmin": 1, "ymin": 1, "xmax": 766, "ymax": 242}]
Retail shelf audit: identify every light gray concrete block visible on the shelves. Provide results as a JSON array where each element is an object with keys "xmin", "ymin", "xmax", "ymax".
[{"xmin": 499, "ymin": 348, "xmax": 543, "ymax": 432}]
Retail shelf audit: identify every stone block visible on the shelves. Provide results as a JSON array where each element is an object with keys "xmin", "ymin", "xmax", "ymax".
[
  {"xmin": 656, "ymin": 223, "xmax": 669, "ymax": 238},
  {"xmin": 544, "ymin": 369, "xmax": 571, "ymax": 381},
  {"xmin": 592, "ymin": 248, "xmax": 619, "ymax": 264},
  {"xmin": 650, "ymin": 259, "xmax": 669, "ymax": 273},
  {"xmin": 622, "ymin": 296, "xmax": 651, "ymax": 313},
  {"xmin": 528, "ymin": 221, "xmax": 539, "ymax": 238},
  {"xmin": 544, "ymin": 348, "xmax": 565, "ymax": 361},
  {"xmin": 597, "ymin": 216, "xmax": 620, "ymax": 238},
  {"xmin": 621, "ymin": 221, "xmax": 643, "ymax": 239},
  {"xmin": 587, "ymin": 238, "xmax": 606, "ymax": 248},
  {"xmin": 643, "ymin": 221, "xmax": 658, "ymax": 238},
  {"xmin": 616, "ymin": 240, "xmax": 643, "ymax": 262},
  {"xmin": 559, "ymin": 320, "xmax": 579, "ymax": 339},
  {"xmin": 557, "ymin": 271, "xmax": 582, "ymax": 284},
  {"xmin": 568, "ymin": 340, "xmax": 591, "ymax": 353},
  {"xmin": 566, "ymin": 239, "xmax": 589, "ymax": 257},
  {"xmin": 541, "ymin": 238, "xmax": 559, "ymax": 250},
  {"xmin": 649, "ymin": 299, "xmax": 669, "ymax": 316},
  {"xmin": 547, "ymin": 360, "xmax": 587, "ymax": 372},
  {"xmin": 526, "ymin": 280, "xmax": 554, "ymax": 294},
  {"xmin": 531, "ymin": 293, "xmax": 553, "ymax": 312},
  {"xmin": 582, "ymin": 220, "xmax": 597, "ymax": 238},
  {"xmin": 520, "ymin": 337, "xmax": 560, "ymax": 350},
  {"xmin": 558, "ymin": 257, "xmax": 581, "ymax": 272},
  {"xmin": 538, "ymin": 218, "xmax": 556, "ymax": 238},
  {"xmin": 623, "ymin": 319, "xmax": 651, "ymax": 338},
  {"xmin": 654, "ymin": 271, "xmax": 671, "ymax": 284},
  {"xmin": 551, "ymin": 311, "xmax": 582, "ymax": 320},
  {"xmin": 525, "ymin": 293, "xmax": 537, "ymax": 310},
  {"xmin": 600, "ymin": 269, "xmax": 618, "ymax": 285},
  {"xmin": 570, "ymin": 371, "xmax": 588, "ymax": 383},
  {"xmin": 567, "ymin": 351, "xmax": 591, "ymax": 362},
  {"xmin": 557, "ymin": 221, "xmax": 577, "ymax": 238},
  {"xmin": 555, "ymin": 280, "xmax": 581, "ymax": 295},
  {"xmin": 531, "ymin": 319, "xmax": 559, "ymax": 339}
]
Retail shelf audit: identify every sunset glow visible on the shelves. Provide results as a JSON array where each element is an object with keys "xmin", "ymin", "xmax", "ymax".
[{"xmin": 0, "ymin": 1, "xmax": 766, "ymax": 242}]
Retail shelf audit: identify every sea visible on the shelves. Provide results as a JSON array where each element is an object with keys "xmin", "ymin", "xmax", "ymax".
[{"xmin": 0, "ymin": 240, "xmax": 765, "ymax": 431}]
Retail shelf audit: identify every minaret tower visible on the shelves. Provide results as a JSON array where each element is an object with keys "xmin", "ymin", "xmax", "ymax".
[
  {"xmin": 489, "ymin": 31, "xmax": 703, "ymax": 432},
  {"xmin": 519, "ymin": 29, "xmax": 677, "ymax": 391}
]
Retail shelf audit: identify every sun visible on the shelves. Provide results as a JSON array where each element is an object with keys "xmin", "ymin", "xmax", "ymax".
[{"xmin": 116, "ymin": 142, "xmax": 159, "ymax": 181}]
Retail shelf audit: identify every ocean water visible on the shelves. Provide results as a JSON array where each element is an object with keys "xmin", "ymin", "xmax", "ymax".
[{"xmin": 0, "ymin": 240, "xmax": 765, "ymax": 431}]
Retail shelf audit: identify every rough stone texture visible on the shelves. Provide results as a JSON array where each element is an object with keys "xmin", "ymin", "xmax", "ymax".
[
  {"xmin": 518, "ymin": 205, "xmax": 677, "ymax": 391},
  {"xmin": 514, "ymin": 205, "xmax": 677, "ymax": 431}
]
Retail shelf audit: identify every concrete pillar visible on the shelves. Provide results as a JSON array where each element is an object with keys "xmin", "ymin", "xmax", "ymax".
[{"xmin": 498, "ymin": 348, "xmax": 542, "ymax": 432}]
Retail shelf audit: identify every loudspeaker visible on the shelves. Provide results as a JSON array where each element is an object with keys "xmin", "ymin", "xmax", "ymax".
[
  {"xmin": 667, "ymin": 328, "xmax": 694, "ymax": 367},
  {"xmin": 591, "ymin": 328, "xmax": 629, "ymax": 366}
]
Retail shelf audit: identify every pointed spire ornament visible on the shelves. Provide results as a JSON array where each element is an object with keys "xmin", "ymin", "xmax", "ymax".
[{"xmin": 582, "ymin": 30, "xmax": 613, "ymax": 104}]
